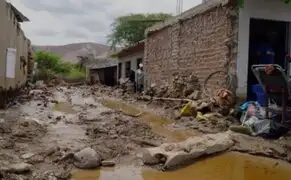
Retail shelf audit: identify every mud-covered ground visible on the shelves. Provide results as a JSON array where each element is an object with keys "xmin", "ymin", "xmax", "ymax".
[{"xmin": 1, "ymin": 84, "xmax": 291, "ymax": 180}]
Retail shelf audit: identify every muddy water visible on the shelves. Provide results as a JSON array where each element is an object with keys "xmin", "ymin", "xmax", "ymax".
[
  {"xmin": 102, "ymin": 99, "xmax": 193, "ymax": 142},
  {"xmin": 71, "ymin": 152, "xmax": 291, "ymax": 180},
  {"xmin": 53, "ymin": 102, "xmax": 76, "ymax": 114}
]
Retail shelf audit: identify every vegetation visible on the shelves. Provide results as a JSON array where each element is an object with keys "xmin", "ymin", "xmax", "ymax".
[
  {"xmin": 107, "ymin": 13, "xmax": 172, "ymax": 47},
  {"xmin": 34, "ymin": 51, "xmax": 86, "ymax": 82}
]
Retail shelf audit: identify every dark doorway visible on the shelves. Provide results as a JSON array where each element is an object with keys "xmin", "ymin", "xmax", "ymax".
[
  {"xmin": 118, "ymin": 63, "xmax": 122, "ymax": 79},
  {"xmin": 247, "ymin": 18, "xmax": 289, "ymax": 100},
  {"xmin": 103, "ymin": 67, "xmax": 117, "ymax": 86},
  {"xmin": 125, "ymin": 61, "xmax": 131, "ymax": 77}
]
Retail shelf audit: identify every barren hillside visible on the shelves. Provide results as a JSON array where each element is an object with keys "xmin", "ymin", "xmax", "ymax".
[{"xmin": 33, "ymin": 42, "xmax": 112, "ymax": 63}]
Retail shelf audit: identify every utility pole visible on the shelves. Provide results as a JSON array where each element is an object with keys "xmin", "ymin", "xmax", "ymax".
[{"xmin": 176, "ymin": 0, "xmax": 183, "ymax": 15}]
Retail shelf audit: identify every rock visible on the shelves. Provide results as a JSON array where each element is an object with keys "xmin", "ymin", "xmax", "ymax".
[
  {"xmin": 0, "ymin": 118, "xmax": 11, "ymax": 133},
  {"xmin": 101, "ymin": 160, "xmax": 116, "ymax": 167},
  {"xmin": 6, "ymin": 163, "xmax": 32, "ymax": 174},
  {"xmin": 29, "ymin": 89, "xmax": 44, "ymax": 95},
  {"xmin": 73, "ymin": 147, "xmax": 101, "ymax": 169},
  {"xmin": 21, "ymin": 153, "xmax": 34, "ymax": 159},
  {"xmin": 44, "ymin": 146, "xmax": 60, "ymax": 157},
  {"xmin": 142, "ymin": 132, "xmax": 234, "ymax": 169}
]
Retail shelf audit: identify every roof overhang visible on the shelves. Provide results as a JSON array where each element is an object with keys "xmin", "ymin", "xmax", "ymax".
[
  {"xmin": 116, "ymin": 40, "xmax": 145, "ymax": 58},
  {"xmin": 8, "ymin": 3, "xmax": 29, "ymax": 22}
]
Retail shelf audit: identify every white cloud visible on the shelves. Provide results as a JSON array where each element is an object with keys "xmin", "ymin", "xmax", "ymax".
[{"xmin": 7, "ymin": 0, "xmax": 202, "ymax": 45}]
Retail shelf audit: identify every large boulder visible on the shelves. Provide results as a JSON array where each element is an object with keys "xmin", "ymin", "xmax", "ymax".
[
  {"xmin": 142, "ymin": 132, "xmax": 234, "ymax": 169},
  {"xmin": 73, "ymin": 147, "xmax": 101, "ymax": 169}
]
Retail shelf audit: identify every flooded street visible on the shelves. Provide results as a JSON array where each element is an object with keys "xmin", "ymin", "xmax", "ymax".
[
  {"xmin": 71, "ymin": 152, "xmax": 291, "ymax": 180},
  {"xmin": 1, "ymin": 85, "xmax": 291, "ymax": 180}
]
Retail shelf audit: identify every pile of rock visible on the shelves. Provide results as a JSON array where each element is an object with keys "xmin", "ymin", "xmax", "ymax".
[{"xmin": 146, "ymin": 73, "xmax": 201, "ymax": 100}]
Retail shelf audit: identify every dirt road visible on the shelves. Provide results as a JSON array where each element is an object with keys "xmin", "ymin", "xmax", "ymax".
[{"xmin": 1, "ymin": 85, "xmax": 291, "ymax": 180}]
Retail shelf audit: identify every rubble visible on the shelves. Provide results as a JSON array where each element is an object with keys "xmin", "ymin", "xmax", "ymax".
[
  {"xmin": 142, "ymin": 132, "xmax": 234, "ymax": 169},
  {"xmin": 1, "ymin": 83, "xmax": 291, "ymax": 179},
  {"xmin": 73, "ymin": 147, "xmax": 101, "ymax": 169}
]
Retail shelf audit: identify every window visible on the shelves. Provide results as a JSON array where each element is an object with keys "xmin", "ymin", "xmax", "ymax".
[{"xmin": 125, "ymin": 61, "xmax": 131, "ymax": 77}]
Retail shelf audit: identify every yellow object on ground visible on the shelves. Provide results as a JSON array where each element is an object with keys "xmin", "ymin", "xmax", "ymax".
[
  {"xmin": 196, "ymin": 112, "xmax": 209, "ymax": 121},
  {"xmin": 180, "ymin": 101, "xmax": 197, "ymax": 116}
]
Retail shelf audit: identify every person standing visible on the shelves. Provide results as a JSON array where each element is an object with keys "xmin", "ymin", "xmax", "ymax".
[
  {"xmin": 129, "ymin": 69, "xmax": 136, "ymax": 92},
  {"xmin": 256, "ymin": 31, "xmax": 276, "ymax": 65},
  {"xmin": 136, "ymin": 63, "xmax": 144, "ymax": 93}
]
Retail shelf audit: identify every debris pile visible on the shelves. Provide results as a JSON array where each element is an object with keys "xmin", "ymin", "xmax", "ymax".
[
  {"xmin": 142, "ymin": 132, "xmax": 234, "ymax": 170},
  {"xmin": 86, "ymin": 114, "xmax": 165, "ymax": 160},
  {"xmin": 147, "ymin": 73, "xmax": 201, "ymax": 99}
]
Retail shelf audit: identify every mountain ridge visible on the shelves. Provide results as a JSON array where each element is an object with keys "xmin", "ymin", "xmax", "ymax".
[{"xmin": 33, "ymin": 42, "xmax": 113, "ymax": 63}]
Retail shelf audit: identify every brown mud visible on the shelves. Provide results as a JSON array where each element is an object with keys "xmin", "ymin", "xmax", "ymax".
[
  {"xmin": 1, "ymin": 85, "xmax": 291, "ymax": 180},
  {"xmin": 71, "ymin": 152, "xmax": 291, "ymax": 180}
]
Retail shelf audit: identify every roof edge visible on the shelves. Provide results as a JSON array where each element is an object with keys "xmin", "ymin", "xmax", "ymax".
[
  {"xmin": 116, "ymin": 40, "xmax": 145, "ymax": 58},
  {"xmin": 8, "ymin": 3, "xmax": 29, "ymax": 22},
  {"xmin": 145, "ymin": 0, "xmax": 230, "ymax": 35}
]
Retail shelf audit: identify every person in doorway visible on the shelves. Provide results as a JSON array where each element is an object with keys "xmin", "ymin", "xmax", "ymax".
[
  {"xmin": 256, "ymin": 31, "xmax": 276, "ymax": 64},
  {"xmin": 136, "ymin": 63, "xmax": 144, "ymax": 93},
  {"xmin": 129, "ymin": 69, "xmax": 136, "ymax": 92}
]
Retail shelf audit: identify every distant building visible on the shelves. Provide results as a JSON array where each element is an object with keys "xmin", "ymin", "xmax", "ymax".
[
  {"xmin": 115, "ymin": 41, "xmax": 144, "ymax": 82},
  {"xmin": 85, "ymin": 57, "xmax": 118, "ymax": 86}
]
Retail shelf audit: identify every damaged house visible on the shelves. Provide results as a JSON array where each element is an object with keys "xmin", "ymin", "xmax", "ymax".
[
  {"xmin": 116, "ymin": 40, "xmax": 144, "ymax": 81},
  {"xmin": 144, "ymin": 0, "xmax": 291, "ymax": 100},
  {"xmin": 85, "ymin": 56, "xmax": 118, "ymax": 86},
  {"xmin": 0, "ymin": 0, "xmax": 32, "ymax": 107}
]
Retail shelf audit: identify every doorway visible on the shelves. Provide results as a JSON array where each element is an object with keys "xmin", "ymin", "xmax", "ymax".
[{"xmin": 247, "ymin": 18, "xmax": 289, "ymax": 100}]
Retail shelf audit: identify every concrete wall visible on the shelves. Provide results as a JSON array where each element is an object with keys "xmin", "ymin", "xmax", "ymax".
[
  {"xmin": 118, "ymin": 51, "xmax": 143, "ymax": 79},
  {"xmin": 0, "ymin": 0, "xmax": 30, "ymax": 90},
  {"xmin": 237, "ymin": 0, "xmax": 291, "ymax": 97},
  {"xmin": 144, "ymin": 2, "xmax": 237, "ymax": 92}
]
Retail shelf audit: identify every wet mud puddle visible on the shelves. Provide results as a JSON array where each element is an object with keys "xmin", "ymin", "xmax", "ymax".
[
  {"xmin": 102, "ymin": 99, "xmax": 192, "ymax": 142},
  {"xmin": 72, "ymin": 152, "xmax": 291, "ymax": 180}
]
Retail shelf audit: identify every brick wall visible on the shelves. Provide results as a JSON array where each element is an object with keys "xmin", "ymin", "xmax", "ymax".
[{"xmin": 144, "ymin": 3, "xmax": 238, "ymax": 94}]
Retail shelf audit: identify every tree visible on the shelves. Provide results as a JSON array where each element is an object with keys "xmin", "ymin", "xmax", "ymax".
[
  {"xmin": 77, "ymin": 44, "xmax": 97, "ymax": 70},
  {"xmin": 107, "ymin": 13, "xmax": 172, "ymax": 47}
]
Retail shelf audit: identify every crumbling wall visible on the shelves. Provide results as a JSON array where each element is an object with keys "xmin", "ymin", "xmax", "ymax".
[{"xmin": 144, "ymin": 2, "xmax": 238, "ymax": 98}]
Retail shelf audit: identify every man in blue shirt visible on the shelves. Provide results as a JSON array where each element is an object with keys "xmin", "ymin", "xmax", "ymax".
[{"xmin": 256, "ymin": 32, "xmax": 276, "ymax": 64}]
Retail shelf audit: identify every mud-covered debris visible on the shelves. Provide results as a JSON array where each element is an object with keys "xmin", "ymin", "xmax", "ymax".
[
  {"xmin": 142, "ymin": 132, "xmax": 234, "ymax": 170},
  {"xmin": 0, "ymin": 119, "xmax": 11, "ymax": 133},
  {"xmin": 101, "ymin": 160, "xmax": 116, "ymax": 167},
  {"xmin": 4, "ymin": 163, "xmax": 32, "ymax": 174},
  {"xmin": 21, "ymin": 153, "xmax": 34, "ymax": 160},
  {"xmin": 73, "ymin": 147, "xmax": 101, "ymax": 169}
]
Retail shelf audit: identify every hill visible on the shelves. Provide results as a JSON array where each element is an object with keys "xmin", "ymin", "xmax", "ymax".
[{"xmin": 33, "ymin": 42, "xmax": 112, "ymax": 64}]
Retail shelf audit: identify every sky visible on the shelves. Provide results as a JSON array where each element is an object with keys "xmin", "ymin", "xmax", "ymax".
[{"xmin": 7, "ymin": 0, "xmax": 202, "ymax": 46}]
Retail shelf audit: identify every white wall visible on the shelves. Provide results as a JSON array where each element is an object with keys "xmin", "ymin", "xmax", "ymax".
[
  {"xmin": 118, "ymin": 51, "xmax": 143, "ymax": 79},
  {"xmin": 237, "ymin": 0, "xmax": 291, "ymax": 97}
]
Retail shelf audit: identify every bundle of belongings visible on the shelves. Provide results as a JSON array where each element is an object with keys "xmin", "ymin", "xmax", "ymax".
[{"xmin": 230, "ymin": 101, "xmax": 288, "ymax": 139}]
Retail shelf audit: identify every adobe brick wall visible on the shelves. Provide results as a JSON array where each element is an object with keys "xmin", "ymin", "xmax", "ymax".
[{"xmin": 144, "ymin": 3, "xmax": 238, "ymax": 95}]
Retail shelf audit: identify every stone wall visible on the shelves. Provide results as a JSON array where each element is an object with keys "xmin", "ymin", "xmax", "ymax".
[{"xmin": 144, "ymin": 2, "xmax": 238, "ymax": 96}]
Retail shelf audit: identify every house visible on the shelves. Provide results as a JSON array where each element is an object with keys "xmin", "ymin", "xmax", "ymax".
[
  {"xmin": 116, "ymin": 40, "xmax": 144, "ymax": 81},
  {"xmin": 0, "ymin": 0, "xmax": 31, "ymax": 107},
  {"xmin": 144, "ymin": 0, "xmax": 291, "ymax": 100},
  {"xmin": 85, "ymin": 57, "xmax": 118, "ymax": 86}
]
